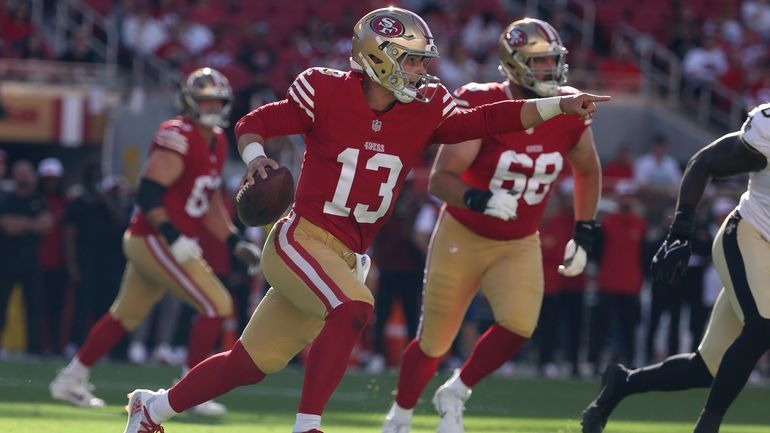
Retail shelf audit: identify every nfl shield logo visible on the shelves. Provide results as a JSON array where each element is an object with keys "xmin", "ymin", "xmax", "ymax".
[{"xmin": 372, "ymin": 119, "xmax": 382, "ymax": 132}]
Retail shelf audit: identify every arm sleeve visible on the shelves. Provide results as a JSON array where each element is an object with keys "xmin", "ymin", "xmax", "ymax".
[
  {"xmin": 432, "ymin": 100, "xmax": 525, "ymax": 144},
  {"xmin": 235, "ymin": 99, "xmax": 313, "ymax": 140}
]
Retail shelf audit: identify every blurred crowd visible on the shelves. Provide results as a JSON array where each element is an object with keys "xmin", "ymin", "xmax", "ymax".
[
  {"xmin": 0, "ymin": 0, "xmax": 768, "ymax": 380},
  {"xmin": 0, "ymin": 134, "xmax": 759, "ymax": 381}
]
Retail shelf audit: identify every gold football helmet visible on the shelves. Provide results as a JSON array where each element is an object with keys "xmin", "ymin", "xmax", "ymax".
[
  {"xmin": 351, "ymin": 7, "xmax": 440, "ymax": 103},
  {"xmin": 498, "ymin": 18, "xmax": 568, "ymax": 96},
  {"xmin": 180, "ymin": 67, "xmax": 233, "ymax": 128}
]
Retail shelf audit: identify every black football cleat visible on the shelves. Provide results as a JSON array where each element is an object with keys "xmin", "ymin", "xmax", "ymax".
[{"xmin": 581, "ymin": 363, "xmax": 629, "ymax": 433}]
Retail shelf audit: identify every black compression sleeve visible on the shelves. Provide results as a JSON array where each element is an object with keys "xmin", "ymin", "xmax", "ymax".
[{"xmin": 136, "ymin": 178, "xmax": 168, "ymax": 213}]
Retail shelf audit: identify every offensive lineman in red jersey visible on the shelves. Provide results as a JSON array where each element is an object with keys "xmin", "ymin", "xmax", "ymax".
[
  {"xmin": 49, "ymin": 68, "xmax": 261, "ymax": 415},
  {"xmin": 382, "ymin": 18, "xmax": 602, "ymax": 433},
  {"xmin": 123, "ymin": 8, "xmax": 609, "ymax": 433}
]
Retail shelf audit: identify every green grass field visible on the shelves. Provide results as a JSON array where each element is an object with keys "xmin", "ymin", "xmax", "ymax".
[{"xmin": 1, "ymin": 360, "xmax": 770, "ymax": 433}]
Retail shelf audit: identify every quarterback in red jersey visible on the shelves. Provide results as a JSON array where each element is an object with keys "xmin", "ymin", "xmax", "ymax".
[
  {"xmin": 382, "ymin": 18, "xmax": 602, "ymax": 433},
  {"xmin": 122, "ymin": 8, "xmax": 609, "ymax": 433},
  {"xmin": 50, "ymin": 68, "xmax": 261, "ymax": 415}
]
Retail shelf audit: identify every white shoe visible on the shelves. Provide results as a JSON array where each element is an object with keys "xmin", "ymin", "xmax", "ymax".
[
  {"xmin": 188, "ymin": 399, "xmax": 227, "ymax": 416},
  {"xmin": 367, "ymin": 354, "xmax": 386, "ymax": 374},
  {"xmin": 151, "ymin": 343, "xmax": 175, "ymax": 365},
  {"xmin": 381, "ymin": 403, "xmax": 412, "ymax": 433},
  {"xmin": 432, "ymin": 373, "xmax": 471, "ymax": 433},
  {"xmin": 128, "ymin": 342, "xmax": 148, "ymax": 365},
  {"xmin": 123, "ymin": 389, "xmax": 165, "ymax": 433},
  {"xmin": 50, "ymin": 370, "xmax": 105, "ymax": 408}
]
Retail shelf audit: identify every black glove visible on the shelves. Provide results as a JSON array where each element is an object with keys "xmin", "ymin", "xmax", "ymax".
[
  {"xmin": 573, "ymin": 220, "xmax": 599, "ymax": 253},
  {"xmin": 558, "ymin": 220, "xmax": 598, "ymax": 277},
  {"xmin": 651, "ymin": 205, "xmax": 694, "ymax": 283}
]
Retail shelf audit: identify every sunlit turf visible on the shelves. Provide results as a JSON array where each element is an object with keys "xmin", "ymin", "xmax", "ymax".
[{"xmin": 1, "ymin": 360, "xmax": 770, "ymax": 432}]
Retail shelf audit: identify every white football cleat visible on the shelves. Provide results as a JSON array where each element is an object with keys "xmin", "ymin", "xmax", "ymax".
[
  {"xmin": 381, "ymin": 402, "xmax": 412, "ymax": 433},
  {"xmin": 432, "ymin": 374, "xmax": 471, "ymax": 433},
  {"xmin": 187, "ymin": 399, "xmax": 227, "ymax": 416},
  {"xmin": 123, "ymin": 389, "xmax": 165, "ymax": 433},
  {"xmin": 366, "ymin": 354, "xmax": 386, "ymax": 374},
  {"xmin": 49, "ymin": 370, "xmax": 105, "ymax": 408}
]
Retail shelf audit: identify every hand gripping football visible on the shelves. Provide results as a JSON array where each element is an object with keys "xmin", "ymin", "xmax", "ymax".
[{"xmin": 236, "ymin": 166, "xmax": 295, "ymax": 227}]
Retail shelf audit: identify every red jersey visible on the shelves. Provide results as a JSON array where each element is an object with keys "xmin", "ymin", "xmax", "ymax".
[
  {"xmin": 236, "ymin": 68, "xmax": 529, "ymax": 253},
  {"xmin": 597, "ymin": 211, "xmax": 646, "ymax": 294},
  {"xmin": 446, "ymin": 82, "xmax": 590, "ymax": 240},
  {"xmin": 129, "ymin": 116, "xmax": 228, "ymax": 237}
]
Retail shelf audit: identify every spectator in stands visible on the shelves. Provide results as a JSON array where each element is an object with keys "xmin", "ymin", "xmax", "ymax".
[
  {"xmin": 682, "ymin": 34, "xmax": 728, "ymax": 96},
  {"xmin": 668, "ymin": 4, "xmax": 700, "ymax": 59},
  {"xmin": 704, "ymin": 4, "xmax": 743, "ymax": 48},
  {"xmin": 588, "ymin": 182, "xmax": 646, "ymax": 374},
  {"xmin": 128, "ymin": 293, "xmax": 184, "ymax": 366},
  {"xmin": 154, "ymin": 21, "xmax": 190, "ymax": 69},
  {"xmin": 18, "ymin": 30, "xmax": 52, "ymax": 60},
  {"xmin": 719, "ymin": 49, "xmax": 746, "ymax": 94},
  {"xmin": 59, "ymin": 29, "xmax": 100, "ymax": 63},
  {"xmin": 602, "ymin": 145, "xmax": 635, "ymax": 193},
  {"xmin": 236, "ymin": 25, "xmax": 277, "ymax": 86},
  {"xmin": 368, "ymin": 177, "xmax": 425, "ymax": 373},
  {"xmin": 681, "ymin": 197, "xmax": 721, "ymax": 352},
  {"xmin": 177, "ymin": 12, "xmax": 213, "ymax": 56},
  {"xmin": 644, "ymin": 209, "xmax": 684, "ymax": 363},
  {"xmin": 460, "ymin": 10, "xmax": 501, "ymax": 63},
  {"xmin": 633, "ymin": 135, "xmax": 682, "ymax": 197},
  {"xmin": 597, "ymin": 39, "xmax": 641, "ymax": 92},
  {"xmin": 745, "ymin": 59, "xmax": 770, "ymax": 108},
  {"xmin": 537, "ymin": 193, "xmax": 576, "ymax": 378},
  {"xmin": 0, "ymin": 160, "xmax": 52, "ymax": 355},
  {"xmin": 435, "ymin": 40, "xmax": 479, "ymax": 93},
  {"xmin": 741, "ymin": 0, "xmax": 770, "ymax": 39},
  {"xmin": 37, "ymin": 158, "xmax": 68, "ymax": 355},
  {"xmin": 64, "ymin": 164, "xmax": 131, "ymax": 355},
  {"xmin": 121, "ymin": 2, "xmax": 167, "ymax": 56},
  {"xmin": 3, "ymin": 2, "xmax": 34, "ymax": 54}
]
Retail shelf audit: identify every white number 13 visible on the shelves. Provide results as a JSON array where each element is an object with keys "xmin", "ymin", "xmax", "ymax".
[{"xmin": 323, "ymin": 148, "xmax": 403, "ymax": 224}]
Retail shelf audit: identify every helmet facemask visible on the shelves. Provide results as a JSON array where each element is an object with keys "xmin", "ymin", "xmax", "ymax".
[
  {"xmin": 180, "ymin": 68, "xmax": 233, "ymax": 128},
  {"xmin": 501, "ymin": 51, "xmax": 568, "ymax": 96},
  {"xmin": 498, "ymin": 18, "xmax": 569, "ymax": 97},
  {"xmin": 352, "ymin": 7, "xmax": 441, "ymax": 104}
]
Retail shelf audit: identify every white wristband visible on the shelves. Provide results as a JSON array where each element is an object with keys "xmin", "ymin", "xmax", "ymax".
[
  {"xmin": 535, "ymin": 97, "xmax": 563, "ymax": 121},
  {"xmin": 241, "ymin": 142, "xmax": 266, "ymax": 165}
]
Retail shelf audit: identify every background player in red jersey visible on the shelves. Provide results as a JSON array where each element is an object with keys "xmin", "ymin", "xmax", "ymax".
[
  {"xmin": 122, "ymin": 8, "xmax": 609, "ymax": 433},
  {"xmin": 49, "ymin": 68, "xmax": 261, "ymax": 415},
  {"xmin": 382, "ymin": 18, "xmax": 602, "ymax": 433}
]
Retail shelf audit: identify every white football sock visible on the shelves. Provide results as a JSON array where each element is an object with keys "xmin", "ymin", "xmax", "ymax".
[
  {"xmin": 387, "ymin": 402, "xmax": 413, "ymax": 422},
  {"xmin": 293, "ymin": 413, "xmax": 322, "ymax": 432},
  {"xmin": 148, "ymin": 391, "xmax": 177, "ymax": 423},
  {"xmin": 62, "ymin": 357, "xmax": 89, "ymax": 377}
]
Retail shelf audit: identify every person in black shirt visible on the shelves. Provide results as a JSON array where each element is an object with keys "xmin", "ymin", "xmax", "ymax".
[
  {"xmin": 0, "ymin": 160, "xmax": 52, "ymax": 355},
  {"xmin": 64, "ymin": 163, "xmax": 131, "ymax": 352}
]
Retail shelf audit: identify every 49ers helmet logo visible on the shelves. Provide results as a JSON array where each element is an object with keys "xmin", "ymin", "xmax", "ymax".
[
  {"xmin": 506, "ymin": 28, "xmax": 528, "ymax": 47},
  {"xmin": 370, "ymin": 16, "xmax": 405, "ymax": 37}
]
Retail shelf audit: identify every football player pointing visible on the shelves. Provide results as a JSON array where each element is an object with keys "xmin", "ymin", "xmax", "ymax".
[
  {"xmin": 382, "ymin": 18, "xmax": 601, "ymax": 433},
  {"xmin": 123, "ymin": 8, "xmax": 608, "ymax": 433},
  {"xmin": 50, "ymin": 68, "xmax": 261, "ymax": 415},
  {"xmin": 581, "ymin": 104, "xmax": 770, "ymax": 433}
]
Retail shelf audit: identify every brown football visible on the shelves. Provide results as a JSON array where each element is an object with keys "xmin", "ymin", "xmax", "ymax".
[{"xmin": 236, "ymin": 166, "xmax": 295, "ymax": 227}]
